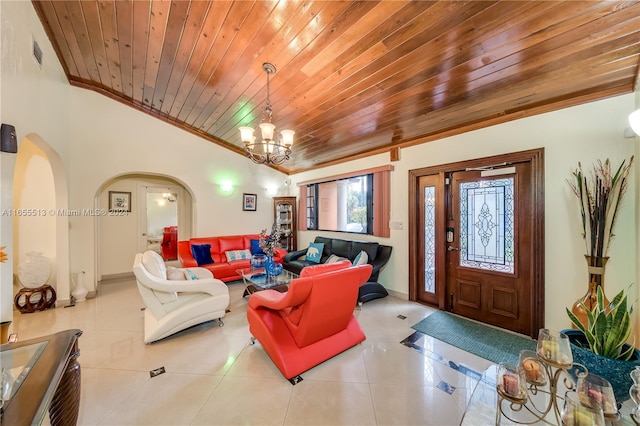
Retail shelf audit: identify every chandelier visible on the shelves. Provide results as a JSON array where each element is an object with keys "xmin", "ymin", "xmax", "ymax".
[{"xmin": 239, "ymin": 63, "xmax": 294, "ymax": 165}]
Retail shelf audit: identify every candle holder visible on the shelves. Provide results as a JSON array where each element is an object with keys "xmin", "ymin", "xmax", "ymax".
[
  {"xmin": 561, "ymin": 390, "xmax": 605, "ymax": 426},
  {"xmin": 630, "ymin": 367, "xmax": 640, "ymax": 424},
  {"xmin": 497, "ymin": 363, "xmax": 527, "ymax": 402},
  {"xmin": 494, "ymin": 329, "xmax": 622, "ymax": 425},
  {"xmin": 519, "ymin": 350, "xmax": 547, "ymax": 386},
  {"xmin": 576, "ymin": 373, "xmax": 618, "ymax": 418},
  {"xmin": 536, "ymin": 329, "xmax": 573, "ymax": 367}
]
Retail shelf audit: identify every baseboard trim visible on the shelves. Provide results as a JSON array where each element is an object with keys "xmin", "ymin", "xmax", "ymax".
[
  {"xmin": 100, "ymin": 272, "xmax": 134, "ymax": 281},
  {"xmin": 387, "ymin": 288, "xmax": 408, "ymax": 300}
]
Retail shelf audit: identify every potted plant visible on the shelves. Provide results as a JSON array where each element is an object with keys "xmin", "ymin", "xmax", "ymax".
[{"xmin": 565, "ymin": 286, "xmax": 640, "ymax": 402}]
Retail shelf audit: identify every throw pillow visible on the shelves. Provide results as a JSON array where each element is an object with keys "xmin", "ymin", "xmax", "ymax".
[
  {"xmin": 166, "ymin": 266, "xmax": 184, "ymax": 280},
  {"xmin": 185, "ymin": 269, "xmax": 198, "ymax": 280},
  {"xmin": 250, "ymin": 239, "xmax": 264, "ymax": 255},
  {"xmin": 325, "ymin": 254, "xmax": 348, "ymax": 264},
  {"xmin": 191, "ymin": 244, "xmax": 214, "ymax": 266},
  {"xmin": 305, "ymin": 242, "xmax": 324, "ymax": 264},
  {"xmin": 353, "ymin": 250, "xmax": 369, "ymax": 266},
  {"xmin": 225, "ymin": 249, "xmax": 252, "ymax": 262}
]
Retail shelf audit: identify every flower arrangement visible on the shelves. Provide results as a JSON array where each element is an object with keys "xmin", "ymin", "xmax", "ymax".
[
  {"xmin": 567, "ymin": 156, "xmax": 634, "ymax": 260},
  {"xmin": 259, "ymin": 225, "xmax": 284, "ymax": 256}
]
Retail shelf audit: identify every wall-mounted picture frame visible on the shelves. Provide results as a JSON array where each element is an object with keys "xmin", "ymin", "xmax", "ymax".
[
  {"xmin": 109, "ymin": 191, "xmax": 132, "ymax": 212},
  {"xmin": 243, "ymin": 193, "xmax": 257, "ymax": 211}
]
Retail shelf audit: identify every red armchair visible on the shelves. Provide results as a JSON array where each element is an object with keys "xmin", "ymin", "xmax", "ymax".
[
  {"xmin": 247, "ymin": 260, "xmax": 372, "ymax": 381},
  {"xmin": 161, "ymin": 226, "xmax": 178, "ymax": 260}
]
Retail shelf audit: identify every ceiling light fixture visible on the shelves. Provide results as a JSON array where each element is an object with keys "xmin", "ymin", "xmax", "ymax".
[{"xmin": 239, "ymin": 63, "xmax": 294, "ymax": 165}]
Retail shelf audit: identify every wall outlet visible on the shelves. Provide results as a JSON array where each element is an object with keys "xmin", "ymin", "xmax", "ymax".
[{"xmin": 389, "ymin": 221, "xmax": 403, "ymax": 230}]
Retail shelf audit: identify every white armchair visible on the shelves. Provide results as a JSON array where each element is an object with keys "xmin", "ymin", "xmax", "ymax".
[{"xmin": 133, "ymin": 251, "xmax": 230, "ymax": 344}]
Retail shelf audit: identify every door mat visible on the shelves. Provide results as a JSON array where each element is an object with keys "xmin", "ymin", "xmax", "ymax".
[{"xmin": 411, "ymin": 311, "xmax": 536, "ymax": 365}]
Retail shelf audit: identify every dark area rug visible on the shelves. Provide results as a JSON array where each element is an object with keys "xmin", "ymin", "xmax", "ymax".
[{"xmin": 411, "ymin": 311, "xmax": 536, "ymax": 365}]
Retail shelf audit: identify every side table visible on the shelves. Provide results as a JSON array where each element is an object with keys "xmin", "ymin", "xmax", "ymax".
[{"xmin": 14, "ymin": 285, "xmax": 57, "ymax": 313}]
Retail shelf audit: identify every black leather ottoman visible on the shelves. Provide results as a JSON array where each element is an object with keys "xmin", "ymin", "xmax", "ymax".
[{"xmin": 358, "ymin": 282, "xmax": 388, "ymax": 303}]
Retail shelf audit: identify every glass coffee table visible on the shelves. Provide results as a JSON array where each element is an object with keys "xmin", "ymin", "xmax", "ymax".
[{"xmin": 237, "ymin": 268, "xmax": 299, "ymax": 297}]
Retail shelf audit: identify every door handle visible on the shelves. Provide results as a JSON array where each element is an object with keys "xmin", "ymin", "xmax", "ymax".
[{"xmin": 447, "ymin": 246, "xmax": 459, "ymax": 251}]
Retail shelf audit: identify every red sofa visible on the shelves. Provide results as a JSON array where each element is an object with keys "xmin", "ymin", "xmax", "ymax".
[
  {"xmin": 247, "ymin": 260, "xmax": 372, "ymax": 380},
  {"xmin": 177, "ymin": 234, "xmax": 287, "ymax": 282}
]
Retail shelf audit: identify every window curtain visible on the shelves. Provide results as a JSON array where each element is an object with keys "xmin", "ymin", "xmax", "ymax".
[
  {"xmin": 373, "ymin": 169, "xmax": 391, "ymax": 238},
  {"xmin": 297, "ymin": 186, "xmax": 308, "ymax": 231}
]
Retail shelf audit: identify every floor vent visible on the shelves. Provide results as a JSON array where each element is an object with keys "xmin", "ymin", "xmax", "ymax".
[{"xmin": 32, "ymin": 38, "xmax": 43, "ymax": 68}]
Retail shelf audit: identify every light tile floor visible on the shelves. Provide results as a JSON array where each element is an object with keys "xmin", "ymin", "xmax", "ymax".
[{"xmin": 12, "ymin": 277, "xmax": 494, "ymax": 425}]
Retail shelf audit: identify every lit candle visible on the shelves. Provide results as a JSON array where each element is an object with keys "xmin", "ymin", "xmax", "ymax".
[
  {"xmin": 573, "ymin": 406, "xmax": 593, "ymax": 426},
  {"xmin": 503, "ymin": 373, "xmax": 519, "ymax": 397},
  {"xmin": 587, "ymin": 388, "xmax": 605, "ymax": 407},
  {"xmin": 522, "ymin": 358, "xmax": 539, "ymax": 381},
  {"xmin": 541, "ymin": 340, "xmax": 559, "ymax": 361}
]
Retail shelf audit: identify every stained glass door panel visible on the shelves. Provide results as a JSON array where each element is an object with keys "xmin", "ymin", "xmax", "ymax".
[{"xmin": 459, "ymin": 178, "xmax": 514, "ymax": 273}]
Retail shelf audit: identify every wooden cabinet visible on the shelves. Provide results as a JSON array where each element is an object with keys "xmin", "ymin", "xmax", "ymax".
[{"xmin": 273, "ymin": 196, "xmax": 297, "ymax": 251}]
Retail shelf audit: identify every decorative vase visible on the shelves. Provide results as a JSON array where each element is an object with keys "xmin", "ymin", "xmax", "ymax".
[
  {"xmin": 571, "ymin": 255, "xmax": 609, "ymax": 329},
  {"xmin": 71, "ymin": 271, "xmax": 88, "ymax": 302},
  {"xmin": 264, "ymin": 256, "xmax": 282, "ymax": 276},
  {"xmin": 563, "ymin": 329, "xmax": 640, "ymax": 403},
  {"xmin": 17, "ymin": 251, "xmax": 51, "ymax": 289}
]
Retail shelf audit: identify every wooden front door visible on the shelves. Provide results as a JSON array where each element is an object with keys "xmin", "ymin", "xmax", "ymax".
[{"xmin": 445, "ymin": 163, "xmax": 534, "ymax": 336}]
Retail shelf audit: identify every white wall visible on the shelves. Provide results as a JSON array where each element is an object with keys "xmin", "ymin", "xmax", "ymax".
[{"xmin": 291, "ymin": 94, "xmax": 638, "ymax": 332}]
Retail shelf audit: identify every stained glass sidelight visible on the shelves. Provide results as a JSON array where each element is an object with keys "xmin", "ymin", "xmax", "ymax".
[
  {"xmin": 424, "ymin": 186, "xmax": 436, "ymax": 293},
  {"xmin": 459, "ymin": 178, "xmax": 514, "ymax": 273}
]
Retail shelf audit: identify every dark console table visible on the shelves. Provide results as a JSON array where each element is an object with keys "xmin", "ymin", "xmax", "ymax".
[{"xmin": 0, "ymin": 329, "xmax": 82, "ymax": 425}]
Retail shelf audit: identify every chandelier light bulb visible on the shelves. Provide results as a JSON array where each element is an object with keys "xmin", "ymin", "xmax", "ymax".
[
  {"xmin": 239, "ymin": 126, "xmax": 255, "ymax": 144},
  {"xmin": 281, "ymin": 129, "xmax": 295, "ymax": 147},
  {"xmin": 259, "ymin": 122, "xmax": 276, "ymax": 141}
]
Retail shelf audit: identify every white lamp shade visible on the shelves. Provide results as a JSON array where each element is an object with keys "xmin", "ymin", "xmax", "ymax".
[
  {"xmin": 281, "ymin": 129, "xmax": 295, "ymax": 146},
  {"xmin": 629, "ymin": 109, "xmax": 640, "ymax": 136},
  {"xmin": 259, "ymin": 122, "xmax": 276, "ymax": 141},
  {"xmin": 239, "ymin": 126, "xmax": 255, "ymax": 143}
]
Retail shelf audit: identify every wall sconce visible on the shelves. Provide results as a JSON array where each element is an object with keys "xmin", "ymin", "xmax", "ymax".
[
  {"xmin": 219, "ymin": 180, "xmax": 234, "ymax": 193},
  {"xmin": 629, "ymin": 109, "xmax": 640, "ymax": 137},
  {"xmin": 266, "ymin": 185, "xmax": 278, "ymax": 196}
]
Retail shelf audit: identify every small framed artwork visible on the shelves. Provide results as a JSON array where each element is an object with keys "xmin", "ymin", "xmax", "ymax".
[
  {"xmin": 109, "ymin": 191, "xmax": 131, "ymax": 212},
  {"xmin": 243, "ymin": 193, "xmax": 257, "ymax": 211}
]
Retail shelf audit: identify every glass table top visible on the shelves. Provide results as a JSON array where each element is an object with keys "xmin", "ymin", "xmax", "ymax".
[{"xmin": 1, "ymin": 341, "xmax": 48, "ymax": 409}]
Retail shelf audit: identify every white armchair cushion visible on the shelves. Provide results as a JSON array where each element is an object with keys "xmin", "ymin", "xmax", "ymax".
[
  {"xmin": 142, "ymin": 250, "xmax": 167, "ymax": 279},
  {"xmin": 167, "ymin": 266, "xmax": 185, "ymax": 280}
]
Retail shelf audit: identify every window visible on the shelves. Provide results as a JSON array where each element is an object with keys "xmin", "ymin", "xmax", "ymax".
[
  {"xmin": 305, "ymin": 174, "xmax": 373, "ymax": 234},
  {"xmin": 297, "ymin": 165, "xmax": 392, "ymax": 237}
]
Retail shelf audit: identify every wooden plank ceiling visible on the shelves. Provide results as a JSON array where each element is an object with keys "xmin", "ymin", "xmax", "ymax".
[{"xmin": 33, "ymin": 1, "xmax": 640, "ymax": 174}]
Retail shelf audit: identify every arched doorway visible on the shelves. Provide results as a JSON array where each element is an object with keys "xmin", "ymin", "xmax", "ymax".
[
  {"xmin": 95, "ymin": 174, "xmax": 194, "ymax": 285},
  {"xmin": 13, "ymin": 134, "xmax": 70, "ymax": 306}
]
